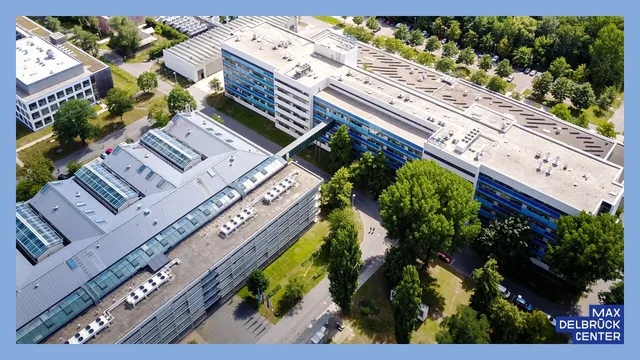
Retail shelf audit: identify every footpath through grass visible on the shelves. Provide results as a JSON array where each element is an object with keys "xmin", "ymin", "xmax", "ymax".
[{"xmin": 342, "ymin": 263, "xmax": 473, "ymax": 344}]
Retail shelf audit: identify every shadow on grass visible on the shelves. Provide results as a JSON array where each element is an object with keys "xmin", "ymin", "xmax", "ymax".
[{"xmin": 420, "ymin": 270, "xmax": 446, "ymax": 320}]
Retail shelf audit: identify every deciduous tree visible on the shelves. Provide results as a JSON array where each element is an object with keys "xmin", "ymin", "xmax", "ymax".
[
  {"xmin": 247, "ymin": 269, "xmax": 270, "ymax": 297},
  {"xmin": 470, "ymin": 70, "xmax": 489, "ymax": 86},
  {"xmin": 392, "ymin": 265, "xmax": 422, "ymax": 344},
  {"xmin": 487, "ymin": 75, "xmax": 507, "ymax": 94},
  {"xmin": 570, "ymin": 82, "xmax": 596, "ymax": 110},
  {"xmin": 550, "ymin": 77, "xmax": 574, "ymax": 102},
  {"xmin": 476, "ymin": 216, "xmax": 532, "ymax": 273},
  {"xmin": 137, "ymin": 71, "xmax": 158, "ymax": 93},
  {"xmin": 532, "ymin": 71, "xmax": 553, "ymax": 99},
  {"xmin": 495, "ymin": 59, "xmax": 513, "ymax": 78},
  {"xmin": 597, "ymin": 122, "xmax": 617, "ymax": 139},
  {"xmin": 589, "ymin": 24, "xmax": 624, "ymax": 92},
  {"xmin": 424, "ymin": 36, "xmax": 441, "ymax": 52},
  {"xmin": 167, "ymin": 88, "xmax": 196, "ymax": 114},
  {"xmin": 104, "ymin": 87, "xmax": 135, "ymax": 123},
  {"xmin": 457, "ymin": 47, "xmax": 476, "ymax": 66},
  {"xmin": 550, "ymin": 103, "xmax": 572, "ymax": 122},
  {"xmin": 478, "ymin": 54, "xmax": 493, "ymax": 71},
  {"xmin": 470, "ymin": 259, "xmax": 504, "ymax": 316},
  {"xmin": 321, "ymin": 167, "xmax": 354, "ymax": 212},
  {"xmin": 52, "ymin": 99, "xmax": 98, "ymax": 145},
  {"xmin": 328, "ymin": 222, "xmax": 363, "ymax": 313},
  {"xmin": 436, "ymin": 305, "xmax": 491, "ymax": 344},
  {"xmin": 598, "ymin": 281, "xmax": 624, "ymax": 305},
  {"xmin": 16, "ymin": 152, "xmax": 55, "ymax": 202},
  {"xmin": 328, "ymin": 124, "xmax": 353, "ymax": 172}
]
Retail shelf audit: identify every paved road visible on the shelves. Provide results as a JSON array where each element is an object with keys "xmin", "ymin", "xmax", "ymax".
[
  {"xmin": 99, "ymin": 50, "xmax": 174, "ymax": 95},
  {"xmin": 610, "ymin": 101, "xmax": 624, "ymax": 134}
]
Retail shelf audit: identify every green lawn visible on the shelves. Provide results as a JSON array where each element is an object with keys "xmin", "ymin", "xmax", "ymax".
[
  {"xmin": 313, "ymin": 16, "xmax": 345, "ymax": 27},
  {"xmin": 207, "ymin": 93, "xmax": 331, "ymax": 172},
  {"xmin": 237, "ymin": 220, "xmax": 330, "ymax": 324},
  {"xmin": 342, "ymin": 263, "xmax": 473, "ymax": 344},
  {"xmin": 506, "ymin": 82, "xmax": 517, "ymax": 92},
  {"xmin": 522, "ymin": 89, "xmax": 533, "ymax": 98},
  {"xmin": 18, "ymin": 92, "xmax": 164, "ymax": 163},
  {"xmin": 151, "ymin": 63, "xmax": 193, "ymax": 89},
  {"xmin": 99, "ymin": 56, "xmax": 139, "ymax": 93},
  {"xmin": 577, "ymin": 92, "xmax": 624, "ymax": 127},
  {"xmin": 126, "ymin": 34, "xmax": 168, "ymax": 64},
  {"xmin": 16, "ymin": 122, "xmax": 54, "ymax": 149}
]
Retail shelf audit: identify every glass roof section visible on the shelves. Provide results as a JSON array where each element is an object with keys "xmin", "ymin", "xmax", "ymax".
[
  {"xmin": 75, "ymin": 162, "xmax": 139, "ymax": 212},
  {"xmin": 16, "ymin": 203, "xmax": 63, "ymax": 260},
  {"xmin": 140, "ymin": 129, "xmax": 201, "ymax": 171}
]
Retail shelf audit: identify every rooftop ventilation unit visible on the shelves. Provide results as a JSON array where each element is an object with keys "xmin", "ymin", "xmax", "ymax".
[
  {"xmin": 546, "ymin": 167, "xmax": 552, "ymax": 176},
  {"xmin": 552, "ymin": 156, "xmax": 560, "ymax": 167},
  {"xmin": 252, "ymin": 33, "xmax": 257, "ymax": 40},
  {"xmin": 535, "ymin": 150, "xmax": 542, "ymax": 159},
  {"xmin": 536, "ymin": 162, "xmax": 543, "ymax": 172},
  {"xmin": 563, "ymin": 163, "xmax": 568, "ymax": 171},
  {"xmin": 544, "ymin": 152, "xmax": 551, "ymax": 162},
  {"xmin": 125, "ymin": 269, "xmax": 172, "ymax": 308},
  {"xmin": 454, "ymin": 128, "xmax": 481, "ymax": 154},
  {"xmin": 263, "ymin": 172, "xmax": 299, "ymax": 204},
  {"xmin": 65, "ymin": 314, "xmax": 114, "ymax": 344},
  {"xmin": 389, "ymin": 99, "xmax": 395, "ymax": 105},
  {"xmin": 219, "ymin": 207, "xmax": 257, "ymax": 238}
]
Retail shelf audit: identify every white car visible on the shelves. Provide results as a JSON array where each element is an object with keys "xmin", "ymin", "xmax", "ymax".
[
  {"xmin": 492, "ymin": 55, "xmax": 500, "ymax": 62},
  {"xmin": 395, "ymin": 23, "xmax": 403, "ymax": 28},
  {"xmin": 498, "ymin": 284, "xmax": 511, "ymax": 299}
]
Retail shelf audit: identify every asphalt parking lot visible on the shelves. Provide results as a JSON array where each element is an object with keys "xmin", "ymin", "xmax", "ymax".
[{"xmin": 193, "ymin": 296, "xmax": 273, "ymax": 344}]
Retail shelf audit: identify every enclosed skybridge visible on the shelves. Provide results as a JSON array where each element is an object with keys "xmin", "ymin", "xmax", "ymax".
[{"xmin": 276, "ymin": 119, "xmax": 335, "ymax": 160}]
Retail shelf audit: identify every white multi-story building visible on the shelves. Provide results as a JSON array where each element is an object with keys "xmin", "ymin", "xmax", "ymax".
[
  {"xmin": 16, "ymin": 35, "xmax": 98, "ymax": 131},
  {"xmin": 220, "ymin": 22, "xmax": 624, "ymax": 266}
]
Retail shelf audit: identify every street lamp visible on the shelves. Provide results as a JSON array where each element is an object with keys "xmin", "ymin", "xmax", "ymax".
[
  {"xmin": 325, "ymin": 310, "xmax": 331, "ymax": 326},
  {"xmin": 173, "ymin": 71, "xmax": 177, "ymax": 84},
  {"xmin": 351, "ymin": 193, "xmax": 356, "ymax": 207}
]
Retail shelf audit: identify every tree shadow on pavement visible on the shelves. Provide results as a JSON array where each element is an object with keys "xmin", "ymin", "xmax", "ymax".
[{"xmin": 420, "ymin": 270, "xmax": 446, "ymax": 320}]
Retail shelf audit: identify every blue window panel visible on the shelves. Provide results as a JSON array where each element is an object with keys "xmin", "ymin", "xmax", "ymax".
[
  {"xmin": 224, "ymin": 77, "xmax": 274, "ymax": 105},
  {"xmin": 222, "ymin": 62, "xmax": 275, "ymax": 90},
  {"xmin": 140, "ymin": 129, "xmax": 200, "ymax": 171},
  {"xmin": 477, "ymin": 176, "xmax": 562, "ymax": 218},
  {"xmin": 137, "ymin": 164, "xmax": 146, "ymax": 174},
  {"xmin": 75, "ymin": 162, "xmax": 138, "ymax": 211},
  {"xmin": 227, "ymin": 87, "xmax": 275, "ymax": 114},
  {"xmin": 16, "ymin": 203, "xmax": 64, "ymax": 260},
  {"xmin": 66, "ymin": 258, "xmax": 77, "ymax": 270},
  {"xmin": 222, "ymin": 51, "xmax": 274, "ymax": 79}
]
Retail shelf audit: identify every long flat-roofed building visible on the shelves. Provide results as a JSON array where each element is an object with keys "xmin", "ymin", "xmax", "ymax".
[
  {"xmin": 163, "ymin": 16, "xmax": 298, "ymax": 82},
  {"xmin": 15, "ymin": 16, "xmax": 114, "ymax": 132},
  {"xmin": 15, "ymin": 110, "xmax": 323, "ymax": 344},
  {"xmin": 221, "ymin": 22, "xmax": 624, "ymax": 264}
]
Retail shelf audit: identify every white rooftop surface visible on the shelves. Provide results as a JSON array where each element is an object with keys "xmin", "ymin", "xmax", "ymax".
[
  {"xmin": 16, "ymin": 36, "xmax": 80, "ymax": 85},
  {"xmin": 224, "ymin": 23, "xmax": 623, "ymax": 213},
  {"xmin": 224, "ymin": 22, "xmax": 346, "ymax": 87},
  {"xmin": 316, "ymin": 88, "xmax": 429, "ymax": 147}
]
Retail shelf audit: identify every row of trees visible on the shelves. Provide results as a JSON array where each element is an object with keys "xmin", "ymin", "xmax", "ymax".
[
  {"xmin": 381, "ymin": 16, "xmax": 623, "ymax": 93},
  {"xmin": 437, "ymin": 259, "xmax": 558, "ymax": 344}
]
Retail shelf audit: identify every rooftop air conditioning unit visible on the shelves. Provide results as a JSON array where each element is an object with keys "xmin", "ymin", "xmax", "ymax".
[
  {"xmin": 553, "ymin": 156, "xmax": 560, "ymax": 167},
  {"xmin": 544, "ymin": 152, "xmax": 551, "ymax": 162},
  {"xmin": 546, "ymin": 167, "xmax": 552, "ymax": 176},
  {"xmin": 537, "ymin": 162, "xmax": 543, "ymax": 172},
  {"xmin": 535, "ymin": 150, "xmax": 542, "ymax": 159}
]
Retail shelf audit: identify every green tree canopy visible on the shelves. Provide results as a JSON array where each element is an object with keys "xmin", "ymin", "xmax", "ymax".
[
  {"xmin": 104, "ymin": 87, "xmax": 135, "ymax": 123},
  {"xmin": 470, "ymin": 259, "xmax": 504, "ymax": 316},
  {"xmin": 442, "ymin": 42, "xmax": 459, "ymax": 58},
  {"xmin": 596, "ymin": 122, "xmax": 617, "ymax": 139},
  {"xmin": 328, "ymin": 222, "xmax": 363, "ymax": 313},
  {"xmin": 447, "ymin": 20, "xmax": 462, "ymax": 42},
  {"xmin": 476, "ymin": 216, "xmax": 532, "ymax": 273},
  {"xmin": 589, "ymin": 24, "xmax": 624, "ymax": 92},
  {"xmin": 394, "ymin": 24, "xmax": 410, "ymax": 41},
  {"xmin": 16, "ymin": 152, "xmax": 55, "ymax": 202},
  {"xmin": 52, "ymin": 99, "xmax": 98, "ymax": 145},
  {"xmin": 409, "ymin": 30, "xmax": 425, "ymax": 47},
  {"xmin": 399, "ymin": 47, "xmax": 417, "ymax": 61},
  {"xmin": 352, "ymin": 151, "xmax": 392, "ymax": 197},
  {"xmin": 495, "ymin": 59, "xmax": 514, "ymax": 78},
  {"xmin": 462, "ymin": 30, "xmax": 479, "ymax": 48},
  {"xmin": 496, "ymin": 37, "xmax": 511, "ymax": 59},
  {"xmin": 457, "ymin": 47, "xmax": 476, "ymax": 66},
  {"xmin": 533, "ymin": 35, "xmax": 553, "ymax": 66},
  {"xmin": 490, "ymin": 298, "xmax": 525, "ymax": 343},
  {"xmin": 65, "ymin": 160, "xmax": 82, "ymax": 176},
  {"xmin": 478, "ymin": 54, "xmax": 493, "ymax": 71},
  {"xmin": 570, "ymin": 82, "xmax": 596, "ymax": 109},
  {"xmin": 424, "ymin": 36, "xmax": 441, "ymax": 52},
  {"xmin": 392, "ymin": 265, "xmax": 422, "ymax": 344},
  {"xmin": 512, "ymin": 46, "xmax": 533, "ymax": 68},
  {"xmin": 431, "ymin": 17, "xmax": 445, "ymax": 37},
  {"xmin": 436, "ymin": 305, "xmax": 491, "ymax": 344},
  {"xmin": 416, "ymin": 52, "xmax": 436, "ymax": 67},
  {"xmin": 470, "ymin": 70, "xmax": 490, "ymax": 86},
  {"xmin": 321, "ymin": 167, "xmax": 354, "ymax": 213},
  {"xmin": 596, "ymin": 86, "xmax": 618, "ymax": 112},
  {"xmin": 550, "ymin": 77, "xmax": 574, "ymax": 102},
  {"xmin": 44, "ymin": 16, "xmax": 62, "ymax": 32},
  {"xmin": 328, "ymin": 124, "xmax": 353, "ymax": 172},
  {"xmin": 148, "ymin": 97, "xmax": 171, "ymax": 128},
  {"xmin": 352, "ymin": 16, "xmax": 364, "ymax": 26},
  {"xmin": 247, "ymin": 269, "xmax": 270, "ymax": 297},
  {"xmin": 435, "ymin": 58, "xmax": 455, "ymax": 74},
  {"xmin": 344, "ymin": 25, "xmax": 374, "ymax": 44},
  {"xmin": 532, "ymin": 71, "xmax": 553, "ymax": 99},
  {"xmin": 573, "ymin": 112, "xmax": 591, "ymax": 129},
  {"xmin": 366, "ymin": 17, "xmax": 379, "ymax": 31},
  {"xmin": 384, "ymin": 38, "xmax": 405, "ymax": 54},
  {"xmin": 379, "ymin": 160, "xmax": 480, "ymax": 267},
  {"xmin": 167, "ymin": 88, "xmax": 196, "ymax": 114},
  {"xmin": 550, "ymin": 103, "xmax": 572, "ymax": 121},
  {"xmin": 107, "ymin": 16, "xmax": 140, "ymax": 56},
  {"xmin": 279, "ymin": 277, "xmax": 305, "ymax": 313},
  {"xmin": 572, "ymin": 64, "xmax": 588, "ymax": 83},
  {"xmin": 548, "ymin": 57, "xmax": 572, "ymax": 79},
  {"xmin": 487, "ymin": 75, "xmax": 508, "ymax": 94},
  {"xmin": 598, "ymin": 281, "xmax": 624, "ymax": 305},
  {"xmin": 520, "ymin": 310, "xmax": 557, "ymax": 344},
  {"xmin": 372, "ymin": 36, "xmax": 387, "ymax": 49},
  {"xmin": 545, "ymin": 212, "xmax": 624, "ymax": 293},
  {"xmin": 137, "ymin": 71, "xmax": 158, "ymax": 93},
  {"xmin": 72, "ymin": 26, "xmax": 98, "ymax": 56},
  {"xmin": 478, "ymin": 34, "xmax": 494, "ymax": 53}
]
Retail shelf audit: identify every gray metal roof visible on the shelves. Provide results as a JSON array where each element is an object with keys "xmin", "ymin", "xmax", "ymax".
[
  {"xmin": 15, "ymin": 110, "xmax": 272, "ymax": 329},
  {"xmin": 164, "ymin": 16, "xmax": 296, "ymax": 67}
]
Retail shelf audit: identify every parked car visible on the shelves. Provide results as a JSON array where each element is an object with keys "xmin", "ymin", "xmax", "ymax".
[
  {"xmin": 534, "ymin": 72, "xmax": 542, "ymax": 77},
  {"xmin": 498, "ymin": 284, "xmax": 511, "ymax": 299},
  {"xmin": 57, "ymin": 174, "xmax": 70, "ymax": 180},
  {"xmin": 529, "ymin": 70, "xmax": 538, "ymax": 76},
  {"xmin": 335, "ymin": 321, "xmax": 345, "ymax": 332},
  {"xmin": 541, "ymin": 311, "xmax": 557, "ymax": 327},
  {"xmin": 386, "ymin": 20, "xmax": 391, "ymax": 25},
  {"xmin": 373, "ymin": 27, "xmax": 382, "ymax": 33},
  {"xmin": 100, "ymin": 152, "xmax": 109, "ymax": 160},
  {"xmin": 395, "ymin": 23, "xmax": 403, "ymax": 28},
  {"xmin": 105, "ymin": 148, "xmax": 113, "ymax": 155},
  {"xmin": 438, "ymin": 251, "xmax": 452, "ymax": 263},
  {"xmin": 524, "ymin": 68, "xmax": 531, "ymax": 74},
  {"xmin": 440, "ymin": 38, "xmax": 447, "ymax": 44},
  {"xmin": 492, "ymin": 55, "xmax": 499, "ymax": 62},
  {"xmin": 514, "ymin": 295, "xmax": 533, "ymax": 312},
  {"xmin": 422, "ymin": 30, "xmax": 428, "ymax": 36},
  {"xmin": 507, "ymin": 75, "xmax": 514, "ymax": 83}
]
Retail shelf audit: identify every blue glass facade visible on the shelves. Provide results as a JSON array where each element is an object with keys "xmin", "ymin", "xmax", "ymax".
[
  {"xmin": 221, "ymin": 49, "xmax": 275, "ymax": 117},
  {"xmin": 313, "ymin": 97, "xmax": 423, "ymax": 169},
  {"xmin": 474, "ymin": 173, "xmax": 567, "ymax": 259}
]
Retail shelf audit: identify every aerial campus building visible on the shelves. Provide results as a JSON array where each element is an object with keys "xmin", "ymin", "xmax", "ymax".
[
  {"xmin": 220, "ymin": 22, "xmax": 624, "ymax": 265},
  {"xmin": 15, "ymin": 17, "xmax": 114, "ymax": 131},
  {"xmin": 15, "ymin": 110, "xmax": 323, "ymax": 344},
  {"xmin": 163, "ymin": 16, "xmax": 297, "ymax": 82}
]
